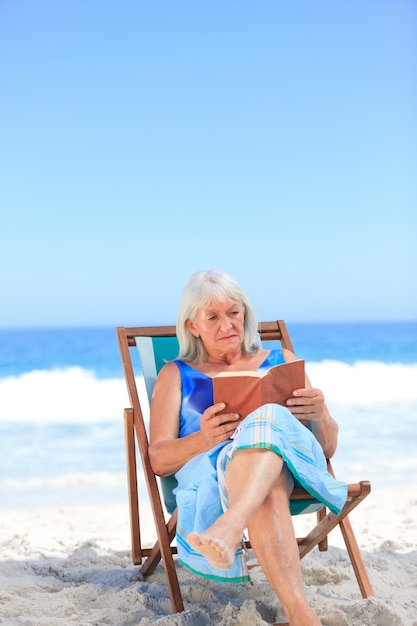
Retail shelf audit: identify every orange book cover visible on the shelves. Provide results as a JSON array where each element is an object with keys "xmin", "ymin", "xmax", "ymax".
[{"xmin": 212, "ymin": 359, "xmax": 305, "ymax": 418}]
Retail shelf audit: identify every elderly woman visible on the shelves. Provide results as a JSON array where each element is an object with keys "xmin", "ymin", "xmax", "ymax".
[{"xmin": 149, "ymin": 269, "xmax": 347, "ymax": 626}]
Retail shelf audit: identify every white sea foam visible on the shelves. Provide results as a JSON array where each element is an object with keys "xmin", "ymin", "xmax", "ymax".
[
  {"xmin": 306, "ymin": 360, "xmax": 417, "ymax": 404},
  {"xmin": 0, "ymin": 366, "xmax": 145, "ymax": 423},
  {"xmin": 0, "ymin": 361, "xmax": 416, "ymax": 424}
]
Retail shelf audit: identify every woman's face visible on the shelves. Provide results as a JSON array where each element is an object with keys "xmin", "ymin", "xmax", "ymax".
[{"xmin": 186, "ymin": 299, "xmax": 245, "ymax": 357}]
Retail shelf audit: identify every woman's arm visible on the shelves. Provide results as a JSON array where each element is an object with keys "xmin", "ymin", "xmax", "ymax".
[
  {"xmin": 282, "ymin": 348, "xmax": 339, "ymax": 458},
  {"xmin": 149, "ymin": 362, "xmax": 240, "ymax": 476},
  {"xmin": 149, "ymin": 362, "xmax": 204, "ymax": 476}
]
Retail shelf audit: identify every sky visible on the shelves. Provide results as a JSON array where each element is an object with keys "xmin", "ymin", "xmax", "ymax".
[{"xmin": 1, "ymin": 0, "xmax": 416, "ymax": 327}]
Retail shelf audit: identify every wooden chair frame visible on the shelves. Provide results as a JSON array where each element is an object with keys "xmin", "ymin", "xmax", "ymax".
[{"xmin": 117, "ymin": 321, "xmax": 373, "ymax": 613}]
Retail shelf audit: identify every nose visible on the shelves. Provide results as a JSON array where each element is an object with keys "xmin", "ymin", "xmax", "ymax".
[{"xmin": 219, "ymin": 315, "xmax": 233, "ymax": 332}]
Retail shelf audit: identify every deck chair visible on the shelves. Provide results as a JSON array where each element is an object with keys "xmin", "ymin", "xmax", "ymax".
[{"xmin": 117, "ymin": 321, "xmax": 373, "ymax": 613}]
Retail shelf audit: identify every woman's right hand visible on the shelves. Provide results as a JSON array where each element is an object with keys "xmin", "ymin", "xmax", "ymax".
[{"xmin": 199, "ymin": 403, "xmax": 241, "ymax": 449}]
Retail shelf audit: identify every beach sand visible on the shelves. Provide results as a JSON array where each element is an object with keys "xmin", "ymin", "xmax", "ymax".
[{"xmin": 1, "ymin": 486, "xmax": 416, "ymax": 626}]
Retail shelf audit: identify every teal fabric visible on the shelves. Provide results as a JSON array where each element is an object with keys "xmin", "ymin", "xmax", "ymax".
[
  {"xmin": 160, "ymin": 474, "xmax": 178, "ymax": 514},
  {"xmin": 152, "ymin": 336, "xmax": 180, "ymax": 374},
  {"xmin": 153, "ymin": 337, "xmax": 180, "ymax": 513},
  {"xmin": 136, "ymin": 336, "xmax": 180, "ymax": 513}
]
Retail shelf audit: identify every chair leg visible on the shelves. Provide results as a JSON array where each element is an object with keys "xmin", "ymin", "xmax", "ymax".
[
  {"xmin": 124, "ymin": 409, "xmax": 142, "ymax": 565},
  {"xmin": 317, "ymin": 506, "xmax": 328, "ymax": 551},
  {"xmin": 338, "ymin": 516, "xmax": 374, "ymax": 598},
  {"xmin": 146, "ymin": 477, "xmax": 184, "ymax": 612},
  {"xmin": 141, "ymin": 510, "xmax": 178, "ymax": 576},
  {"xmin": 125, "ymin": 409, "xmax": 184, "ymax": 612}
]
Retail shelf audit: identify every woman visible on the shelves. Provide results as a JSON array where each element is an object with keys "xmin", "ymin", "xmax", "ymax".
[{"xmin": 149, "ymin": 269, "xmax": 347, "ymax": 626}]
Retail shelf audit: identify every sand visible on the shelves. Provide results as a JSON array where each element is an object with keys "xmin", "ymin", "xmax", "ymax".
[{"xmin": 1, "ymin": 486, "xmax": 416, "ymax": 626}]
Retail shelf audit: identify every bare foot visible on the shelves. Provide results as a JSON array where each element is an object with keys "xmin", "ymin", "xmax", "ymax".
[
  {"xmin": 187, "ymin": 510, "xmax": 244, "ymax": 570},
  {"xmin": 188, "ymin": 531, "xmax": 235, "ymax": 569}
]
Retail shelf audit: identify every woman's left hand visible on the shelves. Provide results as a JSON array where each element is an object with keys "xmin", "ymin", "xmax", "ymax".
[{"xmin": 286, "ymin": 388, "xmax": 325, "ymax": 422}]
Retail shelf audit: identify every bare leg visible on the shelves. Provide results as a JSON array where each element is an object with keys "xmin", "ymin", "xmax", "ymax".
[
  {"xmin": 245, "ymin": 472, "xmax": 321, "ymax": 624},
  {"xmin": 188, "ymin": 448, "xmax": 285, "ymax": 569},
  {"xmin": 188, "ymin": 448, "xmax": 321, "ymax": 626}
]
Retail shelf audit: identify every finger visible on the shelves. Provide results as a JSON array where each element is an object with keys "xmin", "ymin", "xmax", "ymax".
[
  {"xmin": 221, "ymin": 422, "xmax": 235, "ymax": 436},
  {"xmin": 291, "ymin": 388, "xmax": 309, "ymax": 397},
  {"xmin": 292, "ymin": 388, "xmax": 322, "ymax": 399},
  {"xmin": 287, "ymin": 394, "xmax": 318, "ymax": 407},
  {"xmin": 286, "ymin": 397, "xmax": 311, "ymax": 407},
  {"xmin": 288, "ymin": 404, "xmax": 305, "ymax": 414},
  {"xmin": 217, "ymin": 412, "xmax": 240, "ymax": 426},
  {"xmin": 202, "ymin": 403, "xmax": 226, "ymax": 423}
]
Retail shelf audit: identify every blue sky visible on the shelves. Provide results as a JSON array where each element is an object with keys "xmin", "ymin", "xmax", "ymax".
[{"xmin": 1, "ymin": 0, "xmax": 416, "ymax": 327}]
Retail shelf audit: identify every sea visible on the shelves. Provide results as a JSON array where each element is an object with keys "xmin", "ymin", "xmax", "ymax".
[{"xmin": 0, "ymin": 322, "xmax": 416, "ymax": 509}]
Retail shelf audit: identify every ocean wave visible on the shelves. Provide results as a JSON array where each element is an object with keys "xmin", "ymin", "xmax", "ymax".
[
  {"xmin": 0, "ymin": 366, "xmax": 146, "ymax": 423},
  {"xmin": 0, "ymin": 361, "xmax": 416, "ymax": 423},
  {"xmin": 306, "ymin": 360, "xmax": 417, "ymax": 404},
  {"xmin": 0, "ymin": 471, "xmax": 127, "ymax": 491}
]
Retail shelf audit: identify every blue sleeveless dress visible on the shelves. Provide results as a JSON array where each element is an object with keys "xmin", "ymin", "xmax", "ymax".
[{"xmin": 173, "ymin": 349, "xmax": 347, "ymax": 583}]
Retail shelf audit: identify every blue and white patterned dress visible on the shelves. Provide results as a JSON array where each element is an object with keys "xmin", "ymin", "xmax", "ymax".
[{"xmin": 172, "ymin": 349, "xmax": 347, "ymax": 583}]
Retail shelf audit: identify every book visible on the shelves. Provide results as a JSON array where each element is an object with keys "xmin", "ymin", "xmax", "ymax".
[{"xmin": 212, "ymin": 359, "xmax": 305, "ymax": 418}]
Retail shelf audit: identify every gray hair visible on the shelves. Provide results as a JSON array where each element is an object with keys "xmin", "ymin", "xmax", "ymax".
[{"xmin": 176, "ymin": 269, "xmax": 260, "ymax": 362}]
